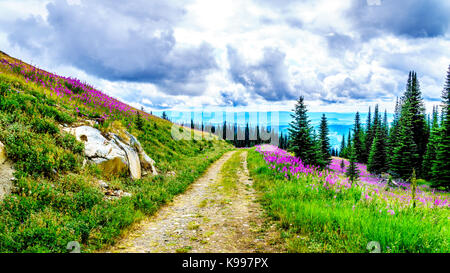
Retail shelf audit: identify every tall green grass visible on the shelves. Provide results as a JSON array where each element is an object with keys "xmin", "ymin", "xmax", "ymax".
[{"xmin": 247, "ymin": 149, "xmax": 449, "ymax": 253}]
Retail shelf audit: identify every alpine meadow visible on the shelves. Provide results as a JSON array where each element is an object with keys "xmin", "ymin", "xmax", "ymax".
[{"xmin": 0, "ymin": 0, "xmax": 449, "ymax": 259}]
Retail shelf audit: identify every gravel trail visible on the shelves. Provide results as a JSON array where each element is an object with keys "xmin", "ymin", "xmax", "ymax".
[{"xmin": 106, "ymin": 150, "xmax": 282, "ymax": 253}]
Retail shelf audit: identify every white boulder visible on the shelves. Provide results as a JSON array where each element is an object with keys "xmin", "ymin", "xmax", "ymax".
[
  {"xmin": 63, "ymin": 125, "xmax": 157, "ymax": 179},
  {"xmin": 0, "ymin": 141, "xmax": 6, "ymax": 165}
]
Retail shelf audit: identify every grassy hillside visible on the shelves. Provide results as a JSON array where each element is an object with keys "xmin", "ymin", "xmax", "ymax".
[{"xmin": 0, "ymin": 51, "xmax": 232, "ymax": 252}]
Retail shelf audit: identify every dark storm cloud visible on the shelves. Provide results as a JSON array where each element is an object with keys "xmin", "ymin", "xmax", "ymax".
[
  {"xmin": 7, "ymin": 0, "xmax": 217, "ymax": 96},
  {"xmin": 348, "ymin": 0, "xmax": 450, "ymax": 39},
  {"xmin": 227, "ymin": 46, "xmax": 295, "ymax": 101}
]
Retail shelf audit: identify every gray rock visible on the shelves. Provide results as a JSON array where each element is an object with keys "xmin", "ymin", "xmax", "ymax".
[
  {"xmin": 98, "ymin": 180, "xmax": 109, "ymax": 189},
  {"xmin": 140, "ymin": 152, "xmax": 158, "ymax": 176},
  {"xmin": 0, "ymin": 161, "xmax": 14, "ymax": 201},
  {"xmin": 126, "ymin": 131, "xmax": 158, "ymax": 176},
  {"xmin": 0, "ymin": 141, "xmax": 6, "ymax": 165},
  {"xmin": 112, "ymin": 134, "xmax": 141, "ymax": 180}
]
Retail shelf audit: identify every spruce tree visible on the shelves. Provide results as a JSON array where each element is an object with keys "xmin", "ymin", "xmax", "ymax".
[
  {"xmin": 403, "ymin": 72, "xmax": 428, "ymax": 176},
  {"xmin": 364, "ymin": 106, "xmax": 373, "ymax": 163},
  {"xmin": 347, "ymin": 129, "xmax": 352, "ymax": 153},
  {"xmin": 387, "ymin": 97, "xmax": 401, "ymax": 167},
  {"xmin": 256, "ymin": 124, "xmax": 261, "ymax": 144},
  {"xmin": 367, "ymin": 126, "xmax": 387, "ymax": 174},
  {"xmin": 346, "ymin": 146, "xmax": 359, "ymax": 185},
  {"xmin": 390, "ymin": 100, "xmax": 418, "ymax": 179},
  {"xmin": 288, "ymin": 96, "xmax": 317, "ymax": 165},
  {"xmin": 352, "ymin": 112, "xmax": 364, "ymax": 163},
  {"xmin": 431, "ymin": 65, "xmax": 450, "ymax": 189},
  {"xmin": 340, "ymin": 134, "xmax": 346, "ymax": 158},
  {"xmin": 136, "ymin": 111, "xmax": 144, "ymax": 130},
  {"xmin": 245, "ymin": 123, "xmax": 250, "ymax": 147},
  {"xmin": 311, "ymin": 129, "xmax": 321, "ymax": 166},
  {"xmin": 383, "ymin": 109, "xmax": 389, "ymax": 137},
  {"xmin": 422, "ymin": 106, "xmax": 439, "ymax": 180},
  {"xmin": 318, "ymin": 114, "xmax": 332, "ymax": 168}
]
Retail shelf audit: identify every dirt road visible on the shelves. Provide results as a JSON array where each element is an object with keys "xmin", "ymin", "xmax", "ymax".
[{"xmin": 106, "ymin": 150, "xmax": 282, "ymax": 253}]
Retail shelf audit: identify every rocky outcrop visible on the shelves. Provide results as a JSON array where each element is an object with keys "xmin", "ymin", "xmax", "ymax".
[
  {"xmin": 63, "ymin": 125, "xmax": 157, "ymax": 180},
  {"xmin": 0, "ymin": 161, "xmax": 14, "ymax": 201},
  {"xmin": 126, "ymin": 132, "xmax": 158, "ymax": 176},
  {"xmin": 0, "ymin": 141, "xmax": 14, "ymax": 201},
  {"xmin": 112, "ymin": 134, "xmax": 141, "ymax": 179},
  {"xmin": 0, "ymin": 141, "xmax": 6, "ymax": 165}
]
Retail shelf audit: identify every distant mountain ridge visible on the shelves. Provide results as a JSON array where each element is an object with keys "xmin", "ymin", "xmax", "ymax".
[{"xmin": 155, "ymin": 111, "xmax": 394, "ymax": 149}]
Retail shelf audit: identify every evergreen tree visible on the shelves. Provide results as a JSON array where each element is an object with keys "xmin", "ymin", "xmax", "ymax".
[
  {"xmin": 364, "ymin": 106, "xmax": 373, "ymax": 163},
  {"xmin": 367, "ymin": 126, "xmax": 387, "ymax": 174},
  {"xmin": 280, "ymin": 132, "xmax": 285, "ymax": 149},
  {"xmin": 136, "ymin": 111, "xmax": 144, "ymax": 130},
  {"xmin": 340, "ymin": 134, "xmax": 346, "ymax": 158},
  {"xmin": 347, "ymin": 129, "xmax": 352, "ymax": 153},
  {"xmin": 390, "ymin": 100, "xmax": 418, "ymax": 179},
  {"xmin": 346, "ymin": 146, "xmax": 359, "ymax": 184},
  {"xmin": 222, "ymin": 120, "xmax": 227, "ymax": 140},
  {"xmin": 245, "ymin": 123, "xmax": 250, "ymax": 147},
  {"xmin": 317, "ymin": 114, "xmax": 332, "ymax": 168},
  {"xmin": 162, "ymin": 111, "xmax": 168, "ymax": 120},
  {"xmin": 352, "ymin": 112, "xmax": 364, "ymax": 163},
  {"xmin": 373, "ymin": 104, "xmax": 381, "ymax": 130},
  {"xmin": 311, "ymin": 129, "xmax": 321, "ymax": 166},
  {"xmin": 423, "ymin": 106, "xmax": 439, "ymax": 180},
  {"xmin": 431, "ymin": 65, "xmax": 450, "ymax": 189},
  {"xmin": 288, "ymin": 96, "xmax": 317, "ymax": 165},
  {"xmin": 403, "ymin": 72, "xmax": 428, "ymax": 176},
  {"xmin": 256, "ymin": 124, "xmax": 261, "ymax": 145},
  {"xmin": 383, "ymin": 109, "xmax": 389, "ymax": 136},
  {"xmin": 388, "ymin": 97, "xmax": 401, "ymax": 167},
  {"xmin": 283, "ymin": 134, "xmax": 290, "ymax": 149},
  {"xmin": 340, "ymin": 159, "xmax": 345, "ymax": 172}
]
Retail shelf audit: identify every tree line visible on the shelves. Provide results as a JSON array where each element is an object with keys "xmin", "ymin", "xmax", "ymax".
[
  {"xmin": 288, "ymin": 66, "xmax": 450, "ymax": 190},
  {"xmin": 180, "ymin": 119, "xmax": 290, "ymax": 149}
]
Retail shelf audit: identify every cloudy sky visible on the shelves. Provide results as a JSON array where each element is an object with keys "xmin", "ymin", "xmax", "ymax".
[{"xmin": 0, "ymin": 0, "xmax": 449, "ymax": 113}]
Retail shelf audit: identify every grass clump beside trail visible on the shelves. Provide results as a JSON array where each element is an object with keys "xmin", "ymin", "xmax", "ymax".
[
  {"xmin": 247, "ymin": 149, "xmax": 449, "ymax": 253},
  {"xmin": 0, "ymin": 53, "xmax": 232, "ymax": 253},
  {"xmin": 217, "ymin": 150, "xmax": 244, "ymax": 195}
]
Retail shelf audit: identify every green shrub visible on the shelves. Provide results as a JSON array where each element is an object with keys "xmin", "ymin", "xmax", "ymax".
[{"xmin": 32, "ymin": 118, "xmax": 59, "ymax": 135}]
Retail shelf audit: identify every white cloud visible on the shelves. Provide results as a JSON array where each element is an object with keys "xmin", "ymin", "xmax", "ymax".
[{"xmin": 0, "ymin": 0, "xmax": 449, "ymax": 113}]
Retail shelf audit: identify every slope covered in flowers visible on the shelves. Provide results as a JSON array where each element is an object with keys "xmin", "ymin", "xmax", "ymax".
[
  {"xmin": 0, "ymin": 51, "xmax": 145, "ymax": 125},
  {"xmin": 0, "ymin": 51, "xmax": 232, "ymax": 252},
  {"xmin": 249, "ymin": 145, "xmax": 449, "ymax": 252}
]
